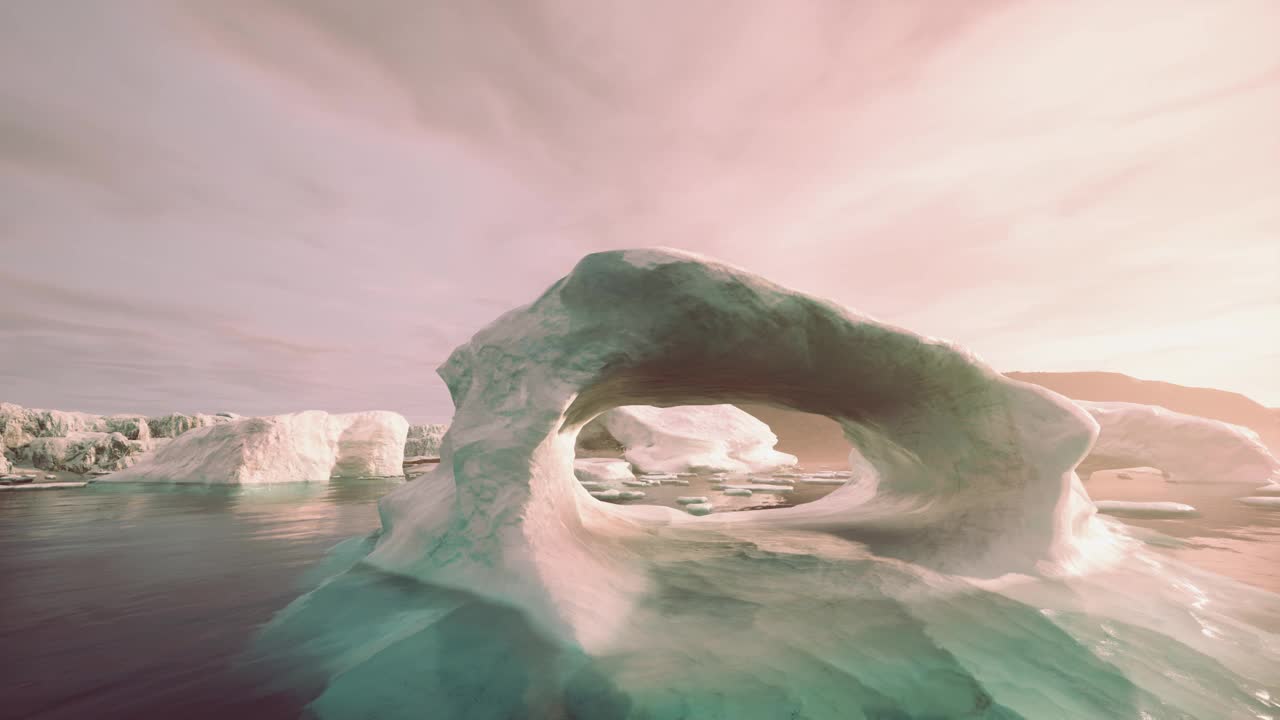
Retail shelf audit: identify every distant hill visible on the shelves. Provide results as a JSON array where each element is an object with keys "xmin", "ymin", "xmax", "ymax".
[{"xmin": 1007, "ymin": 371, "xmax": 1280, "ymax": 452}]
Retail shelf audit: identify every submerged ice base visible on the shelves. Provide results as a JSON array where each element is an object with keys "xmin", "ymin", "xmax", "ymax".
[{"xmin": 259, "ymin": 249, "xmax": 1280, "ymax": 718}]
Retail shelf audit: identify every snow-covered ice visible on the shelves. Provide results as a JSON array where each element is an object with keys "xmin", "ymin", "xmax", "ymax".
[
  {"xmin": 1080, "ymin": 401, "xmax": 1280, "ymax": 484},
  {"xmin": 105, "ymin": 411, "xmax": 408, "ymax": 484},
  {"xmin": 1237, "ymin": 496, "xmax": 1280, "ymax": 508},
  {"xmin": 584, "ymin": 404, "xmax": 797, "ymax": 474},
  {"xmin": 404, "ymin": 423, "xmax": 448, "ymax": 459}
]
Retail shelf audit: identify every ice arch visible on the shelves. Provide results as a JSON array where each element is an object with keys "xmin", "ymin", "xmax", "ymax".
[{"xmin": 368, "ymin": 249, "xmax": 1103, "ymax": 646}]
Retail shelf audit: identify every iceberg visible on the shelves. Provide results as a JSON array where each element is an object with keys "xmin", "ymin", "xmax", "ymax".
[
  {"xmin": 404, "ymin": 423, "xmax": 449, "ymax": 459},
  {"xmin": 582, "ymin": 404, "xmax": 797, "ymax": 474},
  {"xmin": 260, "ymin": 250, "xmax": 1279, "ymax": 719},
  {"xmin": 28, "ymin": 431, "xmax": 145, "ymax": 474},
  {"xmin": 1080, "ymin": 401, "xmax": 1280, "ymax": 484},
  {"xmin": 146, "ymin": 412, "xmax": 237, "ymax": 439},
  {"xmin": 105, "ymin": 411, "xmax": 408, "ymax": 484}
]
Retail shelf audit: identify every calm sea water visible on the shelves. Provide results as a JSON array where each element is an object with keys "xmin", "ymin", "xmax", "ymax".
[
  {"xmin": 3, "ymin": 469, "xmax": 1278, "ymax": 718},
  {"xmin": 0, "ymin": 479, "xmax": 402, "ymax": 720}
]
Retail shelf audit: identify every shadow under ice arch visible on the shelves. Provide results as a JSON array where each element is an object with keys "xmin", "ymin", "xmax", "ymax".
[{"xmin": 368, "ymin": 248, "xmax": 1106, "ymax": 647}]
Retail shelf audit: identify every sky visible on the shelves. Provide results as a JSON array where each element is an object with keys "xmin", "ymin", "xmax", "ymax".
[{"xmin": 0, "ymin": 0, "xmax": 1277, "ymax": 422}]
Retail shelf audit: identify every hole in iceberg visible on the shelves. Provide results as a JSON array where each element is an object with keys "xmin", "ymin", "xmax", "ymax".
[{"xmin": 572, "ymin": 403, "xmax": 856, "ymax": 515}]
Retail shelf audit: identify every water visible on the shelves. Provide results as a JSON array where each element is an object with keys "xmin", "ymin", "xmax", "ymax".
[
  {"xmin": 4, "ymin": 471, "xmax": 1279, "ymax": 718},
  {"xmin": 1085, "ymin": 469, "xmax": 1280, "ymax": 593},
  {"xmin": 0, "ymin": 479, "xmax": 402, "ymax": 720}
]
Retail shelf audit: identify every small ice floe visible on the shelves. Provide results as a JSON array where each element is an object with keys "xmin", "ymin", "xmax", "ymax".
[
  {"xmin": 44, "ymin": 474, "xmax": 57, "ymax": 480},
  {"xmin": 1238, "ymin": 496, "xmax": 1280, "ymax": 509},
  {"xmin": 684, "ymin": 502, "xmax": 713, "ymax": 516},
  {"xmin": 658, "ymin": 477, "xmax": 690, "ymax": 485},
  {"xmin": 676, "ymin": 496, "xmax": 708, "ymax": 505},
  {"xmin": 722, "ymin": 488, "xmax": 753, "ymax": 497},
  {"xmin": 811, "ymin": 470, "xmax": 852, "ymax": 479},
  {"xmin": 590, "ymin": 489, "xmax": 622, "ymax": 501},
  {"xmin": 723, "ymin": 483, "xmax": 793, "ymax": 494},
  {"xmin": 87, "ymin": 469, "xmax": 112, "ymax": 476},
  {"xmin": 623, "ymin": 479, "xmax": 656, "ymax": 487},
  {"xmin": 753, "ymin": 476, "xmax": 794, "ymax": 485},
  {"xmin": 639, "ymin": 473, "xmax": 678, "ymax": 482},
  {"xmin": 0, "ymin": 481, "xmax": 89, "ymax": 491},
  {"xmin": 1093, "ymin": 500, "xmax": 1198, "ymax": 518},
  {"xmin": 578, "ymin": 481, "xmax": 606, "ymax": 491},
  {"xmin": 617, "ymin": 490, "xmax": 646, "ymax": 501},
  {"xmin": 797, "ymin": 477, "xmax": 848, "ymax": 485}
]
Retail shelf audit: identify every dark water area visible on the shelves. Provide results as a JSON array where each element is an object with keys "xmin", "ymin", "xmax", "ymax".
[{"xmin": 0, "ymin": 480, "xmax": 402, "ymax": 720}]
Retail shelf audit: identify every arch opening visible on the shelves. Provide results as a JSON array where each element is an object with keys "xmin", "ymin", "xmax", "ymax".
[{"xmin": 570, "ymin": 401, "xmax": 856, "ymax": 515}]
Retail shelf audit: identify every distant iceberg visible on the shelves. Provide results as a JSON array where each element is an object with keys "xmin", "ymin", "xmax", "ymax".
[
  {"xmin": 1080, "ymin": 400, "xmax": 1280, "ymax": 484},
  {"xmin": 582, "ymin": 404, "xmax": 797, "ymax": 474},
  {"xmin": 106, "ymin": 410, "xmax": 408, "ymax": 484}
]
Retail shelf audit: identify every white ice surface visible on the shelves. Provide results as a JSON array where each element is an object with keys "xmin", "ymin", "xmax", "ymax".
[
  {"xmin": 1081, "ymin": 401, "xmax": 1280, "ymax": 485},
  {"xmin": 105, "ymin": 411, "xmax": 408, "ymax": 484},
  {"xmin": 587, "ymin": 404, "xmax": 798, "ymax": 474}
]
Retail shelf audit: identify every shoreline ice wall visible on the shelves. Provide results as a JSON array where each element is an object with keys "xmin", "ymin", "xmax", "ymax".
[
  {"xmin": 1080, "ymin": 401, "xmax": 1280, "ymax": 484},
  {"xmin": 368, "ymin": 249, "xmax": 1104, "ymax": 645},
  {"xmin": 106, "ymin": 411, "xmax": 408, "ymax": 484}
]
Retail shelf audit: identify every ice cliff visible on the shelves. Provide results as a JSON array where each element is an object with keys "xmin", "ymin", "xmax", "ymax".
[
  {"xmin": 105, "ymin": 411, "xmax": 408, "ymax": 484},
  {"xmin": 1080, "ymin": 400, "xmax": 1280, "ymax": 484},
  {"xmin": 580, "ymin": 404, "xmax": 796, "ymax": 473}
]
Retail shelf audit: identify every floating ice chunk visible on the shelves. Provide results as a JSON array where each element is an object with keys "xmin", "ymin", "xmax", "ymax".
[
  {"xmin": 617, "ymin": 490, "xmax": 646, "ymax": 501},
  {"xmin": 638, "ymin": 472, "xmax": 677, "ymax": 481},
  {"xmin": 623, "ymin": 479, "xmax": 655, "ymax": 487},
  {"xmin": 574, "ymin": 458, "xmax": 634, "ymax": 485},
  {"xmin": 590, "ymin": 489, "xmax": 621, "ymax": 501},
  {"xmin": 1093, "ymin": 500, "xmax": 1198, "ymax": 518},
  {"xmin": 811, "ymin": 470, "xmax": 853, "ymax": 479},
  {"xmin": 676, "ymin": 496, "xmax": 709, "ymax": 504},
  {"xmin": 684, "ymin": 502, "xmax": 714, "ymax": 516},
  {"xmin": 722, "ymin": 488, "xmax": 753, "ymax": 497},
  {"xmin": 1238, "ymin": 496, "xmax": 1280, "ymax": 508},
  {"xmin": 1079, "ymin": 401, "xmax": 1280, "ymax": 485},
  {"xmin": 578, "ymin": 481, "xmax": 606, "ymax": 491},
  {"xmin": 752, "ymin": 476, "xmax": 794, "ymax": 485},
  {"xmin": 797, "ymin": 476, "xmax": 848, "ymax": 485},
  {"xmin": 722, "ymin": 483, "xmax": 794, "ymax": 493}
]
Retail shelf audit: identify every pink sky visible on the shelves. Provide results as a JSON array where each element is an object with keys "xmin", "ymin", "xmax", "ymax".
[{"xmin": 1, "ymin": 1, "xmax": 1277, "ymax": 420}]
